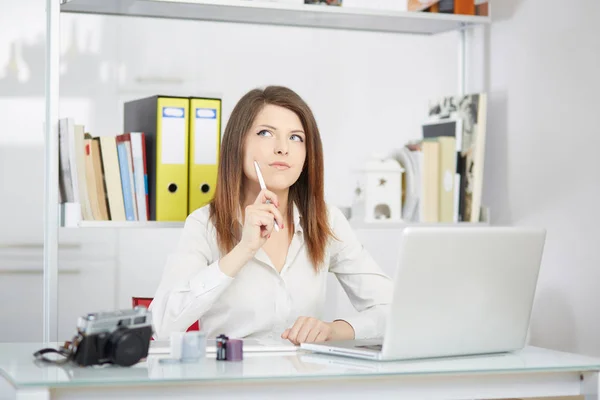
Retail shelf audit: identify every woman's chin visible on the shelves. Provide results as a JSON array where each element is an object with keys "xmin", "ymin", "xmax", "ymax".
[
  {"xmin": 267, "ymin": 178, "xmax": 296, "ymax": 192},
  {"xmin": 268, "ymin": 184, "xmax": 293, "ymax": 192}
]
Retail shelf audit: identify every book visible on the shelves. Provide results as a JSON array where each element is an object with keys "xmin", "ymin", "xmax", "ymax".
[
  {"xmin": 421, "ymin": 140, "xmax": 440, "ymax": 223},
  {"xmin": 116, "ymin": 134, "xmax": 138, "ymax": 221},
  {"xmin": 427, "ymin": 93, "xmax": 487, "ymax": 222},
  {"xmin": 422, "ymin": 118, "xmax": 463, "ymax": 222},
  {"xmin": 408, "ymin": 0, "xmax": 440, "ymax": 12},
  {"xmin": 304, "ymin": 0, "xmax": 342, "ymax": 5},
  {"xmin": 58, "ymin": 118, "xmax": 74, "ymax": 203}
]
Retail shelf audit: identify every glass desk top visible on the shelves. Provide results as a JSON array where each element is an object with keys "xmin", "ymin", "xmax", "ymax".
[{"xmin": 2, "ymin": 343, "xmax": 600, "ymax": 388}]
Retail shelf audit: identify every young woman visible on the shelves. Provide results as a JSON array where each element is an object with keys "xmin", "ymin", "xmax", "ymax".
[{"xmin": 150, "ymin": 86, "xmax": 393, "ymax": 345}]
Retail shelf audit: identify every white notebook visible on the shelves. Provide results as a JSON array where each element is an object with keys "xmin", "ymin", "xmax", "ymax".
[{"xmin": 149, "ymin": 337, "xmax": 298, "ymax": 355}]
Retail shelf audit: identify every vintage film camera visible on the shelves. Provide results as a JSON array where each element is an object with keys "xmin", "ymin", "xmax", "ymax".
[{"xmin": 34, "ymin": 306, "xmax": 154, "ymax": 367}]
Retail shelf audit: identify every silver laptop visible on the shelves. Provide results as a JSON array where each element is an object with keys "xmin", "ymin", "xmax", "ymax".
[{"xmin": 301, "ymin": 226, "xmax": 546, "ymax": 361}]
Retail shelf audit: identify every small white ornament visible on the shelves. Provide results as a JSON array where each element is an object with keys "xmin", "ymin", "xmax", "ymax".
[{"xmin": 363, "ymin": 156, "xmax": 404, "ymax": 222}]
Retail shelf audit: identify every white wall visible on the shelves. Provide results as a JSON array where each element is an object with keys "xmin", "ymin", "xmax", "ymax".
[
  {"xmin": 2, "ymin": 0, "xmax": 599, "ymax": 357},
  {"xmin": 483, "ymin": 0, "xmax": 600, "ymax": 356}
]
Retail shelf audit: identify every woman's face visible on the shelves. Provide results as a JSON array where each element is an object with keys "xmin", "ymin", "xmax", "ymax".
[{"xmin": 243, "ymin": 104, "xmax": 307, "ymax": 192}]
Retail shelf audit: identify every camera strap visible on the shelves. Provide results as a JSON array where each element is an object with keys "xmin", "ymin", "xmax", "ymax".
[
  {"xmin": 33, "ymin": 334, "xmax": 83, "ymax": 365},
  {"xmin": 33, "ymin": 347, "xmax": 72, "ymax": 365}
]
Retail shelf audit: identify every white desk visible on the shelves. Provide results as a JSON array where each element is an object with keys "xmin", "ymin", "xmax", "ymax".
[{"xmin": 1, "ymin": 343, "xmax": 600, "ymax": 400}]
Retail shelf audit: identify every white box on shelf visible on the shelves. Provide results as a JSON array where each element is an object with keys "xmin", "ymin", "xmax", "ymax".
[{"xmin": 60, "ymin": 202, "xmax": 82, "ymax": 227}]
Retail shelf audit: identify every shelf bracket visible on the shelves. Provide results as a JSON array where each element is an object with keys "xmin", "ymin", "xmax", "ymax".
[
  {"xmin": 458, "ymin": 27, "xmax": 466, "ymax": 96},
  {"xmin": 43, "ymin": 0, "xmax": 60, "ymax": 343}
]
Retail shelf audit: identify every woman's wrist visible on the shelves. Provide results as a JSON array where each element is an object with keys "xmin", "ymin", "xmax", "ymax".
[
  {"xmin": 328, "ymin": 320, "xmax": 355, "ymax": 341},
  {"xmin": 233, "ymin": 242, "xmax": 257, "ymax": 261},
  {"xmin": 219, "ymin": 243, "xmax": 256, "ymax": 278}
]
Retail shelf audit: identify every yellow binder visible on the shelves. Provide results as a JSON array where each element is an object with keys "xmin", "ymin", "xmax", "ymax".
[
  {"xmin": 124, "ymin": 95, "xmax": 189, "ymax": 221},
  {"xmin": 188, "ymin": 97, "xmax": 221, "ymax": 213}
]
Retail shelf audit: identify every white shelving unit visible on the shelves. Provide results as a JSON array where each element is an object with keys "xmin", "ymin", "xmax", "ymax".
[
  {"xmin": 76, "ymin": 221, "xmax": 184, "ymax": 228},
  {"xmin": 60, "ymin": 0, "xmax": 489, "ymax": 35},
  {"xmin": 349, "ymin": 207, "xmax": 490, "ymax": 229},
  {"xmin": 350, "ymin": 219, "xmax": 487, "ymax": 230},
  {"xmin": 44, "ymin": 0, "xmax": 491, "ymax": 341}
]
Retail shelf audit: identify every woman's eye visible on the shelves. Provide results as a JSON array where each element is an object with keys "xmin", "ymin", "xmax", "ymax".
[
  {"xmin": 257, "ymin": 130, "xmax": 273, "ymax": 137},
  {"xmin": 291, "ymin": 134, "xmax": 304, "ymax": 142}
]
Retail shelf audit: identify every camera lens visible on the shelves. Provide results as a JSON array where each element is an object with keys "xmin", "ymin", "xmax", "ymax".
[{"xmin": 108, "ymin": 328, "xmax": 146, "ymax": 367}]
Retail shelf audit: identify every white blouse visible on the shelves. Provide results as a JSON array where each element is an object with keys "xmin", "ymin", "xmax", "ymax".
[{"xmin": 149, "ymin": 203, "xmax": 393, "ymax": 341}]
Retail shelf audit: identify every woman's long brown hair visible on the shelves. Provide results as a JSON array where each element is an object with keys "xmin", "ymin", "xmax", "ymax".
[{"xmin": 209, "ymin": 86, "xmax": 334, "ymax": 271}]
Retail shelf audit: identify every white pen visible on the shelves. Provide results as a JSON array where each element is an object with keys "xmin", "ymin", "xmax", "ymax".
[{"xmin": 253, "ymin": 160, "xmax": 280, "ymax": 232}]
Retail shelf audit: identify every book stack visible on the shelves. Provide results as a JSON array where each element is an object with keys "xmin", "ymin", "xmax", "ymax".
[
  {"xmin": 58, "ymin": 95, "xmax": 222, "ymax": 226},
  {"xmin": 58, "ymin": 120, "xmax": 152, "ymax": 226},
  {"xmin": 407, "ymin": 0, "xmax": 489, "ymax": 16},
  {"xmin": 393, "ymin": 92, "xmax": 487, "ymax": 223}
]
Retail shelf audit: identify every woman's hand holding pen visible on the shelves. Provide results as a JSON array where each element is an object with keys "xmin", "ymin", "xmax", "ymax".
[
  {"xmin": 218, "ymin": 189, "xmax": 284, "ymax": 278},
  {"xmin": 238, "ymin": 189, "xmax": 284, "ymax": 254}
]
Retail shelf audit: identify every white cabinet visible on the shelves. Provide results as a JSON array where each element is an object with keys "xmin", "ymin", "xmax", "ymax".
[{"xmin": 0, "ymin": 247, "xmax": 116, "ymax": 342}]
